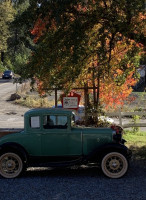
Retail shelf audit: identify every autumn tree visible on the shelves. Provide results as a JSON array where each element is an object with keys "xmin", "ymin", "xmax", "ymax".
[{"xmin": 20, "ymin": 0, "xmax": 145, "ymax": 110}]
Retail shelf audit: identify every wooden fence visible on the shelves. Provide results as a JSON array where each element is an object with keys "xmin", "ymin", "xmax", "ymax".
[{"xmin": 106, "ymin": 111, "xmax": 146, "ymax": 128}]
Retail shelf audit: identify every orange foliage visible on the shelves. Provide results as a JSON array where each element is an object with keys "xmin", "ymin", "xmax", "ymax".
[
  {"xmin": 35, "ymin": 78, "xmax": 46, "ymax": 97},
  {"xmin": 99, "ymin": 71, "xmax": 137, "ymax": 110},
  {"xmin": 31, "ymin": 15, "xmax": 57, "ymax": 43},
  {"xmin": 31, "ymin": 17, "xmax": 47, "ymax": 43}
]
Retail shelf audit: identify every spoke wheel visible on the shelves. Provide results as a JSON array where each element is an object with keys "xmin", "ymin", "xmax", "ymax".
[
  {"xmin": 101, "ymin": 152, "xmax": 128, "ymax": 178},
  {"xmin": 0, "ymin": 152, "xmax": 23, "ymax": 178}
]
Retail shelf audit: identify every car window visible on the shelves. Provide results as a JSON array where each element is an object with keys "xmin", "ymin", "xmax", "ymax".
[
  {"xmin": 4, "ymin": 70, "xmax": 11, "ymax": 73},
  {"xmin": 30, "ymin": 116, "xmax": 40, "ymax": 129},
  {"xmin": 43, "ymin": 115, "xmax": 68, "ymax": 129}
]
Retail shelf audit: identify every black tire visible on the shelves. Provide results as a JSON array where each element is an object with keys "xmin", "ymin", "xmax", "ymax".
[
  {"xmin": 101, "ymin": 152, "xmax": 128, "ymax": 178},
  {"xmin": 0, "ymin": 152, "xmax": 24, "ymax": 178}
]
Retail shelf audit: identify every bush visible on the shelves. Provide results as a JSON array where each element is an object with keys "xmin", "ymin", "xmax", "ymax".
[
  {"xmin": 15, "ymin": 96, "xmax": 54, "ymax": 108},
  {"xmin": 131, "ymin": 115, "xmax": 140, "ymax": 133}
]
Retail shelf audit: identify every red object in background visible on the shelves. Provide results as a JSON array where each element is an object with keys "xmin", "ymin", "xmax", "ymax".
[{"xmin": 61, "ymin": 91, "xmax": 81, "ymax": 110}]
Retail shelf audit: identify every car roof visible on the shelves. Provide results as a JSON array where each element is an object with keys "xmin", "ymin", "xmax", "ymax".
[{"xmin": 24, "ymin": 108, "xmax": 73, "ymax": 117}]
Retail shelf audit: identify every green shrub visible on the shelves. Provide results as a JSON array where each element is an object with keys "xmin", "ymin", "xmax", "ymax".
[{"xmin": 131, "ymin": 115, "xmax": 140, "ymax": 133}]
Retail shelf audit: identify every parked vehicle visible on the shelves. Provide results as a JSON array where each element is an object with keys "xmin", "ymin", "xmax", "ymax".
[
  {"xmin": 2, "ymin": 70, "xmax": 14, "ymax": 79},
  {"xmin": 0, "ymin": 108, "xmax": 131, "ymax": 179}
]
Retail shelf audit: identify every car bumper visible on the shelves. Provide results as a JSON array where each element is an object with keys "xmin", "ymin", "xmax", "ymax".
[{"xmin": 2, "ymin": 76, "xmax": 12, "ymax": 79}]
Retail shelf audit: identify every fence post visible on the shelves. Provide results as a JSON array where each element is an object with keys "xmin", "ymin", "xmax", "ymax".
[
  {"xmin": 55, "ymin": 88, "xmax": 57, "ymax": 108},
  {"xmin": 84, "ymin": 83, "xmax": 88, "ymax": 124}
]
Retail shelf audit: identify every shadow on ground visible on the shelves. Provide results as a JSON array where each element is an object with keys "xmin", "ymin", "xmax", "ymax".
[
  {"xmin": 129, "ymin": 145, "xmax": 146, "ymax": 160},
  {"xmin": 19, "ymin": 159, "xmax": 146, "ymax": 179}
]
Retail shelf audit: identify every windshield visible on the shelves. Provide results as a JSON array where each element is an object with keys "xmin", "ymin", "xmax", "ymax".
[
  {"xmin": 4, "ymin": 70, "xmax": 11, "ymax": 74},
  {"xmin": 71, "ymin": 112, "xmax": 76, "ymax": 127}
]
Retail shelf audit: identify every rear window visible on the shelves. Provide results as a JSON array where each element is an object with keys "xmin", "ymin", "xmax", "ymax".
[{"xmin": 30, "ymin": 116, "xmax": 40, "ymax": 129}]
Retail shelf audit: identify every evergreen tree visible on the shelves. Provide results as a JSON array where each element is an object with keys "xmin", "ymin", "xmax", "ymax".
[{"xmin": 4, "ymin": 0, "xmax": 34, "ymax": 72}]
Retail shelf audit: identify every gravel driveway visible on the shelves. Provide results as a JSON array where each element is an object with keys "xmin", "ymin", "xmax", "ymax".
[{"xmin": 0, "ymin": 160, "xmax": 146, "ymax": 200}]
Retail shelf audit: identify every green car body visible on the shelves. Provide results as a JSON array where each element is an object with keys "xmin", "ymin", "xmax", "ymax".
[{"xmin": 0, "ymin": 108, "xmax": 131, "ymax": 179}]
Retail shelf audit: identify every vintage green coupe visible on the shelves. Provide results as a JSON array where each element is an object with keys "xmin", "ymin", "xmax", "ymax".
[{"xmin": 0, "ymin": 108, "xmax": 131, "ymax": 179}]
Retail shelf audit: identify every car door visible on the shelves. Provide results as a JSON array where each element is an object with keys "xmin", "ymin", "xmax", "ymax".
[
  {"xmin": 22, "ymin": 115, "xmax": 42, "ymax": 156},
  {"xmin": 41, "ymin": 114, "xmax": 82, "ymax": 156}
]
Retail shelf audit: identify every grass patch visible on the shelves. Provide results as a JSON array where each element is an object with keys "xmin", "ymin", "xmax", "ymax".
[
  {"xmin": 14, "ymin": 83, "xmax": 60, "ymax": 108},
  {"xmin": 15, "ymin": 96, "xmax": 55, "ymax": 108},
  {"xmin": 123, "ymin": 130, "xmax": 146, "ymax": 160}
]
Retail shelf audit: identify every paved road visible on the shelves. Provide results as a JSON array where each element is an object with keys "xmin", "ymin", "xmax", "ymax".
[
  {"xmin": 0, "ymin": 79, "xmax": 29, "ymax": 128},
  {"xmin": 0, "ymin": 79, "xmax": 16, "ymax": 99}
]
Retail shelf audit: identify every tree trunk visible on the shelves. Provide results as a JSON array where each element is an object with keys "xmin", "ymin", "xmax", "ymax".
[
  {"xmin": 92, "ymin": 68, "xmax": 97, "ymax": 109},
  {"xmin": 96, "ymin": 72, "xmax": 100, "ymax": 125}
]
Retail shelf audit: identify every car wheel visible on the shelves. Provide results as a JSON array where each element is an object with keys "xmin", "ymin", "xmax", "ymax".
[
  {"xmin": 0, "ymin": 152, "xmax": 23, "ymax": 178},
  {"xmin": 101, "ymin": 152, "xmax": 128, "ymax": 178}
]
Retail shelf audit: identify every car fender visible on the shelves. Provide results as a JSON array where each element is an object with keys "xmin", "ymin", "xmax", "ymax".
[
  {"xmin": 86, "ymin": 143, "xmax": 132, "ymax": 162},
  {"xmin": 0, "ymin": 142, "xmax": 28, "ymax": 164}
]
